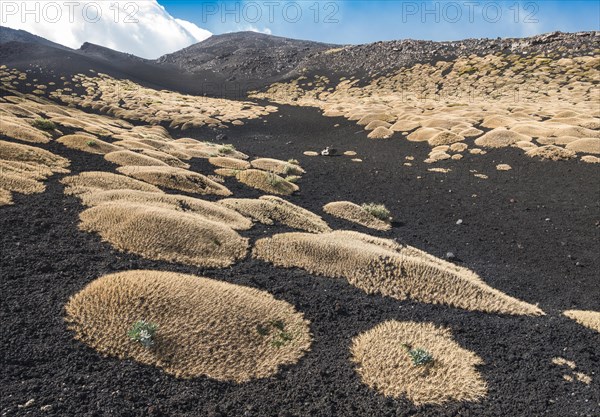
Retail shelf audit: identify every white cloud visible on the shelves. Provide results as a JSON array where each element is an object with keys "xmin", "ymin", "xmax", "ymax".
[
  {"xmin": 229, "ymin": 25, "xmax": 272, "ymax": 35},
  {"xmin": 1, "ymin": 0, "xmax": 212, "ymax": 59}
]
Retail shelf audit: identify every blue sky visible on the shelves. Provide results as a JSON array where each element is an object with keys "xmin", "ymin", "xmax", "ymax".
[{"xmin": 160, "ymin": 0, "xmax": 600, "ymax": 44}]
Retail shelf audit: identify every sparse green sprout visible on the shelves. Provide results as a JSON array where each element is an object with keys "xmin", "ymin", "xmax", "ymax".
[
  {"xmin": 287, "ymin": 159, "xmax": 300, "ymax": 165},
  {"xmin": 86, "ymin": 140, "xmax": 97, "ymax": 147},
  {"xmin": 402, "ymin": 344, "xmax": 434, "ymax": 366},
  {"xmin": 266, "ymin": 171, "xmax": 283, "ymax": 187},
  {"xmin": 256, "ymin": 324, "xmax": 270, "ymax": 336},
  {"xmin": 256, "ymin": 320, "xmax": 294, "ymax": 347},
  {"xmin": 284, "ymin": 175, "xmax": 300, "ymax": 183},
  {"xmin": 219, "ymin": 144, "xmax": 235, "ymax": 154},
  {"xmin": 270, "ymin": 320, "xmax": 285, "ymax": 331},
  {"xmin": 31, "ymin": 118, "xmax": 56, "ymax": 131},
  {"xmin": 128, "ymin": 320, "xmax": 157, "ymax": 348},
  {"xmin": 361, "ymin": 203, "xmax": 391, "ymax": 221}
]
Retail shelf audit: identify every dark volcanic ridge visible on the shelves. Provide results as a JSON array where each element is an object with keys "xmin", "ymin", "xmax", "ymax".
[{"xmin": 1, "ymin": 27, "xmax": 599, "ymax": 94}]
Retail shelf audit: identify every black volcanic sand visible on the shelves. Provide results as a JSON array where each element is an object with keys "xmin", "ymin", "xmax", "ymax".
[{"xmin": 1, "ymin": 101, "xmax": 599, "ymax": 417}]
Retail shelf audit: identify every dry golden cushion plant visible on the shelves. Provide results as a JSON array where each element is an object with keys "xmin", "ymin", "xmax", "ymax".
[
  {"xmin": 0, "ymin": 119, "xmax": 52, "ymax": 144},
  {"xmin": 61, "ymin": 172, "xmax": 162, "ymax": 196},
  {"xmin": 563, "ymin": 310, "xmax": 600, "ymax": 333},
  {"xmin": 351, "ymin": 321, "xmax": 487, "ymax": 405},
  {"xmin": 219, "ymin": 195, "xmax": 330, "ymax": 233},
  {"xmin": 79, "ymin": 189, "xmax": 252, "ymax": 230},
  {"xmin": 208, "ymin": 156, "xmax": 251, "ymax": 170},
  {"xmin": 57, "ymin": 134, "xmax": 121, "ymax": 155},
  {"xmin": 525, "ymin": 145, "xmax": 576, "ymax": 161},
  {"xmin": 323, "ymin": 201, "xmax": 391, "ymax": 231},
  {"xmin": 0, "ymin": 139, "xmax": 70, "ymax": 173},
  {"xmin": 250, "ymin": 158, "xmax": 305, "ymax": 176},
  {"xmin": 65, "ymin": 270, "xmax": 311, "ymax": 382},
  {"xmin": 79, "ymin": 202, "xmax": 248, "ymax": 267},
  {"xmin": 236, "ymin": 169, "xmax": 299, "ymax": 195},
  {"xmin": 104, "ymin": 150, "xmax": 169, "ymax": 167},
  {"xmin": 253, "ymin": 231, "xmax": 543, "ymax": 315},
  {"xmin": 117, "ymin": 166, "xmax": 231, "ymax": 196}
]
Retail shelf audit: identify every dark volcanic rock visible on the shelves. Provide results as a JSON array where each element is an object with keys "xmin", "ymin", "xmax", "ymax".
[{"xmin": 156, "ymin": 31, "xmax": 336, "ymax": 82}]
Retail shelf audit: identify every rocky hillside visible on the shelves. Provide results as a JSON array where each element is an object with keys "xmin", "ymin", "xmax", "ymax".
[{"xmin": 156, "ymin": 31, "xmax": 336, "ymax": 81}]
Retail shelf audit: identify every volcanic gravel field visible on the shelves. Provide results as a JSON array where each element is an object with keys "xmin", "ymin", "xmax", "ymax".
[{"xmin": 1, "ymin": 95, "xmax": 599, "ymax": 416}]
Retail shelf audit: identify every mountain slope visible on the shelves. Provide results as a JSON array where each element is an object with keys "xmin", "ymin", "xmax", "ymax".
[
  {"xmin": 0, "ymin": 27, "xmax": 72, "ymax": 51},
  {"xmin": 157, "ymin": 31, "xmax": 336, "ymax": 81}
]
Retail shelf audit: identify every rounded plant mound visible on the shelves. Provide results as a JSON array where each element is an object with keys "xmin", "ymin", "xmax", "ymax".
[
  {"xmin": 250, "ymin": 158, "xmax": 305, "ymax": 176},
  {"xmin": 525, "ymin": 145, "xmax": 575, "ymax": 161},
  {"xmin": 65, "ymin": 270, "xmax": 312, "ymax": 381},
  {"xmin": 79, "ymin": 202, "xmax": 248, "ymax": 267},
  {"xmin": 61, "ymin": 172, "xmax": 161, "ymax": 196},
  {"xmin": 57, "ymin": 134, "xmax": 121, "ymax": 155},
  {"xmin": 367, "ymin": 126, "xmax": 393, "ymax": 139},
  {"xmin": 79, "ymin": 189, "xmax": 252, "ymax": 230},
  {"xmin": 219, "ymin": 196, "xmax": 330, "ymax": 233},
  {"xmin": 0, "ymin": 140, "xmax": 70, "ymax": 173},
  {"xmin": 474, "ymin": 128, "xmax": 532, "ymax": 148},
  {"xmin": 209, "ymin": 156, "xmax": 251, "ymax": 170},
  {"xmin": 117, "ymin": 166, "xmax": 231, "ymax": 196},
  {"xmin": 0, "ymin": 119, "xmax": 52, "ymax": 143},
  {"xmin": 104, "ymin": 150, "xmax": 168, "ymax": 167},
  {"xmin": 253, "ymin": 231, "xmax": 543, "ymax": 315},
  {"xmin": 323, "ymin": 201, "xmax": 391, "ymax": 231},
  {"xmin": 563, "ymin": 310, "xmax": 600, "ymax": 333},
  {"xmin": 427, "ymin": 131, "xmax": 464, "ymax": 147},
  {"xmin": 351, "ymin": 321, "xmax": 487, "ymax": 405},
  {"xmin": 236, "ymin": 169, "xmax": 298, "ymax": 195},
  {"xmin": 565, "ymin": 138, "xmax": 600, "ymax": 154}
]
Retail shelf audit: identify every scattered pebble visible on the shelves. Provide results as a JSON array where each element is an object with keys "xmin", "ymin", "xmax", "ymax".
[
  {"xmin": 303, "ymin": 151, "xmax": 319, "ymax": 156},
  {"xmin": 496, "ymin": 164, "xmax": 512, "ymax": 171},
  {"xmin": 456, "ymin": 219, "xmax": 463, "ymax": 225},
  {"xmin": 351, "ymin": 158, "xmax": 363, "ymax": 162},
  {"xmin": 18, "ymin": 399, "xmax": 35, "ymax": 409}
]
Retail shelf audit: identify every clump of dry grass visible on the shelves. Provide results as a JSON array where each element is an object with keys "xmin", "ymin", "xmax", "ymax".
[
  {"xmin": 236, "ymin": 169, "xmax": 299, "ymax": 195},
  {"xmin": 351, "ymin": 321, "xmax": 487, "ymax": 405},
  {"xmin": 79, "ymin": 202, "xmax": 248, "ymax": 267},
  {"xmin": 250, "ymin": 158, "xmax": 305, "ymax": 176},
  {"xmin": 496, "ymin": 164, "xmax": 512, "ymax": 171},
  {"xmin": 428, "ymin": 131, "xmax": 464, "ymax": 147},
  {"xmin": 219, "ymin": 196, "xmax": 330, "ymax": 233},
  {"xmin": 104, "ymin": 150, "xmax": 168, "ymax": 167},
  {"xmin": 117, "ymin": 166, "xmax": 232, "ymax": 196},
  {"xmin": 563, "ymin": 310, "xmax": 600, "ymax": 333},
  {"xmin": 367, "ymin": 126, "xmax": 394, "ymax": 139},
  {"xmin": 525, "ymin": 145, "xmax": 576, "ymax": 161},
  {"xmin": 0, "ymin": 172, "xmax": 45, "ymax": 195},
  {"xmin": 0, "ymin": 119, "xmax": 52, "ymax": 143},
  {"xmin": 253, "ymin": 231, "xmax": 544, "ymax": 315},
  {"xmin": 324, "ymin": 201, "xmax": 391, "ymax": 231},
  {"xmin": 57, "ymin": 134, "xmax": 121, "ymax": 155},
  {"xmin": 0, "ymin": 140, "xmax": 70, "ymax": 173},
  {"xmin": 474, "ymin": 128, "xmax": 532, "ymax": 148},
  {"xmin": 209, "ymin": 156, "xmax": 251, "ymax": 170},
  {"xmin": 79, "ymin": 189, "xmax": 252, "ymax": 230},
  {"xmin": 581, "ymin": 155, "xmax": 600, "ymax": 164},
  {"xmin": 64, "ymin": 270, "xmax": 311, "ymax": 381},
  {"xmin": 565, "ymin": 138, "xmax": 600, "ymax": 154},
  {"xmin": 61, "ymin": 171, "xmax": 162, "ymax": 196}
]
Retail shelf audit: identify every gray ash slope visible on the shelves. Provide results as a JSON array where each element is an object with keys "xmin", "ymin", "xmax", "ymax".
[{"xmin": 157, "ymin": 31, "xmax": 336, "ymax": 82}]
